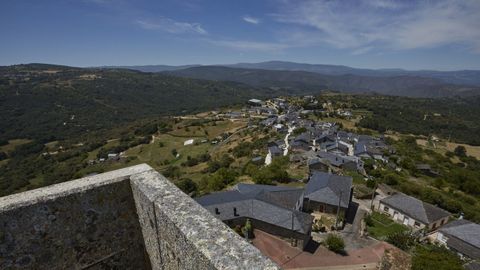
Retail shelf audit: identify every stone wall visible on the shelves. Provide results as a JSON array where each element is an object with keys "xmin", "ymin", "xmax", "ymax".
[
  {"xmin": 0, "ymin": 164, "xmax": 279, "ymax": 270},
  {"xmin": 0, "ymin": 165, "xmax": 150, "ymax": 269}
]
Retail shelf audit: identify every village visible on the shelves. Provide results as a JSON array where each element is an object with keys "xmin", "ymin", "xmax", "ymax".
[
  {"xmin": 49, "ymin": 93, "xmax": 480, "ymax": 270},
  {"xmin": 190, "ymin": 96, "xmax": 479, "ymax": 270}
]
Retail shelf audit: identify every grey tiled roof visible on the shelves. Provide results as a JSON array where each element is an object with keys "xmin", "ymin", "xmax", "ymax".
[
  {"xmin": 305, "ymin": 171, "xmax": 352, "ymax": 208},
  {"xmin": 268, "ymin": 145, "xmax": 283, "ymax": 156},
  {"xmin": 380, "ymin": 193, "xmax": 450, "ymax": 224},
  {"xmin": 465, "ymin": 261, "xmax": 480, "ymax": 270},
  {"xmin": 195, "ymin": 184, "xmax": 312, "ymax": 234},
  {"xmin": 316, "ymin": 151, "xmax": 358, "ymax": 167},
  {"xmin": 439, "ymin": 219, "xmax": 480, "ymax": 259}
]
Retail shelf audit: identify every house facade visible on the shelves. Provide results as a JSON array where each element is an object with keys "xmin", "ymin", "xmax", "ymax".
[
  {"xmin": 303, "ymin": 171, "xmax": 353, "ymax": 218},
  {"xmin": 196, "ymin": 184, "xmax": 313, "ymax": 250},
  {"xmin": 431, "ymin": 219, "xmax": 480, "ymax": 260},
  {"xmin": 379, "ymin": 193, "xmax": 450, "ymax": 231}
]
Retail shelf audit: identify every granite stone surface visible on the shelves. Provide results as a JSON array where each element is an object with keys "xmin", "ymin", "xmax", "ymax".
[{"xmin": 0, "ymin": 164, "xmax": 279, "ymax": 270}]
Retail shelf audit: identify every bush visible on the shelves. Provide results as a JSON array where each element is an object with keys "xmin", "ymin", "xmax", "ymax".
[
  {"xmin": 364, "ymin": 214, "xmax": 374, "ymax": 226},
  {"xmin": 176, "ymin": 178, "xmax": 197, "ymax": 195},
  {"xmin": 325, "ymin": 234, "xmax": 345, "ymax": 253},
  {"xmin": 453, "ymin": 146, "xmax": 467, "ymax": 157},
  {"xmin": 386, "ymin": 231, "xmax": 416, "ymax": 251}
]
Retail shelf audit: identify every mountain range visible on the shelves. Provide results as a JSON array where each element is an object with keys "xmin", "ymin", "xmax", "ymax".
[
  {"xmin": 104, "ymin": 61, "xmax": 480, "ymax": 87},
  {"xmin": 100, "ymin": 61, "xmax": 480, "ymax": 98},
  {"xmin": 164, "ymin": 66, "xmax": 480, "ymax": 98}
]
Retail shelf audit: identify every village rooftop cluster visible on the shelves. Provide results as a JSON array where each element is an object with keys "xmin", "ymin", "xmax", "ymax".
[{"xmin": 196, "ymin": 96, "xmax": 480, "ymax": 269}]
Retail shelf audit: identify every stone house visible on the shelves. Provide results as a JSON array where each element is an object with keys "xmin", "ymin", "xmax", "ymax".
[
  {"xmin": 431, "ymin": 219, "xmax": 480, "ymax": 260},
  {"xmin": 196, "ymin": 184, "xmax": 313, "ymax": 250},
  {"xmin": 303, "ymin": 171, "xmax": 353, "ymax": 218},
  {"xmin": 379, "ymin": 193, "xmax": 450, "ymax": 231}
]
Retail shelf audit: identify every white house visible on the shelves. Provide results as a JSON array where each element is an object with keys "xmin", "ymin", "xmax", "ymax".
[{"xmin": 379, "ymin": 193, "xmax": 450, "ymax": 231}]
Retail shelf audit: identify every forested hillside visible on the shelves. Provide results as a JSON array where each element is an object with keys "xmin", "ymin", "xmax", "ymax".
[
  {"xmin": 325, "ymin": 95, "xmax": 480, "ymax": 146},
  {"xmin": 0, "ymin": 64, "xmax": 276, "ymax": 142},
  {"xmin": 167, "ymin": 66, "xmax": 480, "ymax": 98}
]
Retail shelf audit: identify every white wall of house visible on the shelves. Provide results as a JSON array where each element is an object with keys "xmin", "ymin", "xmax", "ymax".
[
  {"xmin": 378, "ymin": 202, "xmax": 449, "ymax": 231},
  {"xmin": 378, "ymin": 202, "xmax": 426, "ymax": 229}
]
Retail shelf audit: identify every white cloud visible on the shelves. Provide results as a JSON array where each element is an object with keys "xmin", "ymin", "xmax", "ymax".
[
  {"xmin": 272, "ymin": 0, "xmax": 480, "ymax": 53},
  {"xmin": 136, "ymin": 18, "xmax": 207, "ymax": 35},
  {"xmin": 243, "ymin": 16, "xmax": 260, "ymax": 25},
  {"xmin": 207, "ymin": 39, "xmax": 288, "ymax": 52}
]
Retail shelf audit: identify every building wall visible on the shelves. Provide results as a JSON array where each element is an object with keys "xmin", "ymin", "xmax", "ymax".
[
  {"xmin": 378, "ymin": 202, "xmax": 426, "ymax": 229},
  {"xmin": 0, "ymin": 172, "xmax": 149, "ymax": 269},
  {"xmin": 225, "ymin": 217, "xmax": 311, "ymax": 250},
  {"xmin": 0, "ymin": 164, "xmax": 280, "ymax": 270},
  {"xmin": 304, "ymin": 199, "xmax": 347, "ymax": 217},
  {"xmin": 378, "ymin": 202, "xmax": 449, "ymax": 231}
]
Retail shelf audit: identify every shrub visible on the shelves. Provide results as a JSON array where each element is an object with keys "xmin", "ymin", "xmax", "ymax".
[
  {"xmin": 325, "ymin": 234, "xmax": 345, "ymax": 253},
  {"xmin": 176, "ymin": 178, "xmax": 197, "ymax": 195},
  {"xmin": 386, "ymin": 231, "xmax": 416, "ymax": 251},
  {"xmin": 364, "ymin": 214, "xmax": 374, "ymax": 227}
]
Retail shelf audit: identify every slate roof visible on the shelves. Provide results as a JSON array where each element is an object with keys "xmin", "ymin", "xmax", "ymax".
[
  {"xmin": 195, "ymin": 184, "xmax": 312, "ymax": 235},
  {"xmin": 465, "ymin": 261, "xmax": 480, "ymax": 270},
  {"xmin": 439, "ymin": 219, "xmax": 480, "ymax": 259},
  {"xmin": 316, "ymin": 151, "xmax": 358, "ymax": 167},
  {"xmin": 304, "ymin": 171, "xmax": 352, "ymax": 208},
  {"xmin": 294, "ymin": 132, "xmax": 311, "ymax": 144},
  {"xmin": 380, "ymin": 193, "xmax": 450, "ymax": 224},
  {"xmin": 268, "ymin": 145, "xmax": 283, "ymax": 156}
]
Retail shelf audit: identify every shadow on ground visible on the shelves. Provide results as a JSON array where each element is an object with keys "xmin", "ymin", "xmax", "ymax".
[{"xmin": 345, "ymin": 201, "xmax": 359, "ymax": 224}]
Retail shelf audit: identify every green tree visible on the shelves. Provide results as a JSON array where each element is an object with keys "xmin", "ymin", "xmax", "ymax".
[
  {"xmin": 176, "ymin": 178, "xmax": 198, "ymax": 195},
  {"xmin": 454, "ymin": 146, "xmax": 467, "ymax": 157}
]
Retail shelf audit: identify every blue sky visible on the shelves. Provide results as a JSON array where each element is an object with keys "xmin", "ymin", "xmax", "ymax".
[{"xmin": 1, "ymin": 0, "xmax": 480, "ymax": 70}]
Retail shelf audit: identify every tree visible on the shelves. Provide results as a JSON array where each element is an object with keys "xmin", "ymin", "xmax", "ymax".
[
  {"xmin": 325, "ymin": 234, "xmax": 345, "ymax": 253},
  {"xmin": 454, "ymin": 146, "xmax": 467, "ymax": 157},
  {"xmin": 176, "ymin": 178, "xmax": 197, "ymax": 195}
]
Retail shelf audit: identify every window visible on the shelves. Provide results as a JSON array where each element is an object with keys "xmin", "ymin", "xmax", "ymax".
[
  {"xmin": 414, "ymin": 221, "xmax": 421, "ymax": 227},
  {"xmin": 233, "ymin": 207, "xmax": 239, "ymax": 216},
  {"xmin": 215, "ymin": 208, "xmax": 220, "ymax": 215},
  {"xmin": 441, "ymin": 219, "xmax": 445, "ymax": 225},
  {"xmin": 384, "ymin": 206, "xmax": 389, "ymax": 212}
]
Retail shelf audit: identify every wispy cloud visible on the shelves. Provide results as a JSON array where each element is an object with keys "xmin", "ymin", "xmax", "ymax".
[
  {"xmin": 207, "ymin": 39, "xmax": 288, "ymax": 52},
  {"xmin": 242, "ymin": 16, "xmax": 260, "ymax": 25},
  {"xmin": 272, "ymin": 0, "xmax": 480, "ymax": 53},
  {"xmin": 136, "ymin": 18, "xmax": 207, "ymax": 35}
]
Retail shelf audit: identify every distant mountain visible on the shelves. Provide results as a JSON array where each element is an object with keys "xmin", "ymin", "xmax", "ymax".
[
  {"xmin": 227, "ymin": 61, "xmax": 480, "ymax": 86},
  {"xmin": 107, "ymin": 61, "xmax": 480, "ymax": 87},
  {"xmin": 166, "ymin": 66, "xmax": 480, "ymax": 98},
  {"xmin": 100, "ymin": 64, "xmax": 200, "ymax": 73}
]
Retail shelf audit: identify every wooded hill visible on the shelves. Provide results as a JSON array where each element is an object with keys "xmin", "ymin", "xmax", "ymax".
[
  {"xmin": 0, "ymin": 64, "xmax": 279, "ymax": 142},
  {"xmin": 166, "ymin": 66, "xmax": 480, "ymax": 98}
]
